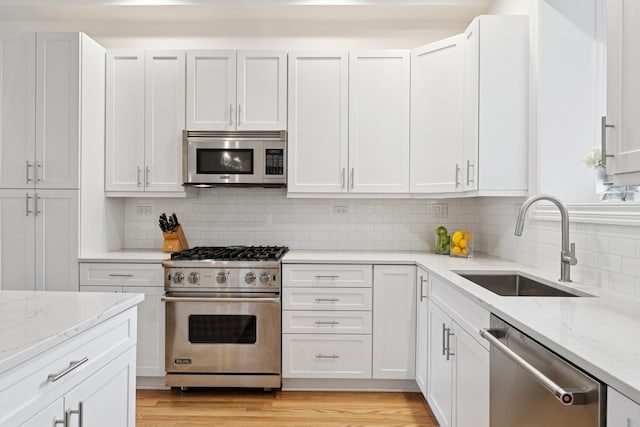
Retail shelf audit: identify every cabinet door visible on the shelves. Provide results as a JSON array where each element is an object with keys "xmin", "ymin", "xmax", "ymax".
[
  {"xmin": 0, "ymin": 32, "xmax": 35, "ymax": 189},
  {"xmin": 287, "ymin": 51, "xmax": 349, "ymax": 193},
  {"xmin": 20, "ymin": 397, "xmax": 64, "ymax": 427},
  {"xmin": 237, "ymin": 50, "xmax": 287, "ymax": 131},
  {"xmin": 349, "ymin": 51, "xmax": 410, "ymax": 193},
  {"xmin": 454, "ymin": 323, "xmax": 489, "ymax": 427},
  {"xmin": 144, "ymin": 50, "xmax": 185, "ymax": 192},
  {"xmin": 125, "ymin": 285, "xmax": 165, "ymax": 377},
  {"xmin": 608, "ymin": 387, "xmax": 640, "ymax": 426},
  {"xmin": 35, "ymin": 190, "xmax": 79, "ymax": 292},
  {"xmin": 186, "ymin": 50, "xmax": 236, "ymax": 130},
  {"xmin": 605, "ymin": 0, "xmax": 640, "ymax": 182},
  {"xmin": 65, "ymin": 347, "xmax": 136, "ymax": 427},
  {"xmin": 415, "ymin": 268, "xmax": 429, "ymax": 397},
  {"xmin": 427, "ymin": 300, "xmax": 453, "ymax": 427},
  {"xmin": 105, "ymin": 50, "xmax": 145, "ymax": 192},
  {"xmin": 410, "ymin": 36, "xmax": 463, "ymax": 193},
  {"xmin": 0, "ymin": 189, "xmax": 36, "ymax": 290},
  {"xmin": 461, "ymin": 19, "xmax": 479, "ymax": 192},
  {"xmin": 372, "ymin": 265, "xmax": 416, "ymax": 380},
  {"xmin": 36, "ymin": 33, "xmax": 80, "ymax": 189}
]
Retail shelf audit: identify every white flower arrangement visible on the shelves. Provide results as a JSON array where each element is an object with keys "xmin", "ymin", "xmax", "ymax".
[{"xmin": 582, "ymin": 147, "xmax": 603, "ymax": 168}]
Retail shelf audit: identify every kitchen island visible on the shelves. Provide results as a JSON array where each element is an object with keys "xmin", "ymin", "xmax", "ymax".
[{"xmin": 0, "ymin": 290, "xmax": 143, "ymax": 426}]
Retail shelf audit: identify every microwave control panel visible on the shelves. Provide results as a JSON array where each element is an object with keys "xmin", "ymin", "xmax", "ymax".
[{"xmin": 265, "ymin": 149, "xmax": 284, "ymax": 176}]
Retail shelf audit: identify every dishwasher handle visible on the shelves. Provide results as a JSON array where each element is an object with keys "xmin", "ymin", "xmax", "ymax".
[{"xmin": 480, "ymin": 328, "xmax": 588, "ymax": 406}]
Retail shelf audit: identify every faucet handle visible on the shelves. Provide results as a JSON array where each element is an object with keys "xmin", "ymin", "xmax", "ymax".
[{"xmin": 564, "ymin": 243, "xmax": 578, "ymax": 266}]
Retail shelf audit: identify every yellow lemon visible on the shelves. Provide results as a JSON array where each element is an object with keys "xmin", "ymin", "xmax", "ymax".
[
  {"xmin": 462, "ymin": 248, "xmax": 467, "ymax": 256},
  {"xmin": 452, "ymin": 246, "xmax": 462, "ymax": 255},
  {"xmin": 459, "ymin": 239, "xmax": 467, "ymax": 249},
  {"xmin": 452, "ymin": 230, "xmax": 463, "ymax": 245},
  {"xmin": 463, "ymin": 231, "xmax": 472, "ymax": 241}
]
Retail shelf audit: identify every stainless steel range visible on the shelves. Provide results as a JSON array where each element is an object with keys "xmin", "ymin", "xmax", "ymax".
[{"xmin": 162, "ymin": 246, "xmax": 288, "ymax": 390}]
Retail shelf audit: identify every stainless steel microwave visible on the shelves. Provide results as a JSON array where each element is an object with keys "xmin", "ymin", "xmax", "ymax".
[{"xmin": 183, "ymin": 130, "xmax": 286, "ymax": 187}]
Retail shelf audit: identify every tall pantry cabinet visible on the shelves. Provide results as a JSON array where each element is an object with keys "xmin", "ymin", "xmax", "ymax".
[{"xmin": 0, "ymin": 32, "xmax": 105, "ymax": 291}]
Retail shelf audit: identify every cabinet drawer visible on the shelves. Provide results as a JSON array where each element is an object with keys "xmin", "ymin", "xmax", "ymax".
[
  {"xmin": 283, "ymin": 264, "xmax": 373, "ymax": 288},
  {"xmin": 282, "ymin": 334, "xmax": 372, "ymax": 378},
  {"xmin": 0, "ymin": 309, "xmax": 137, "ymax": 425},
  {"xmin": 283, "ymin": 288, "xmax": 372, "ymax": 311},
  {"xmin": 79, "ymin": 263, "xmax": 162, "ymax": 286},
  {"xmin": 282, "ymin": 311, "xmax": 372, "ymax": 334},
  {"xmin": 430, "ymin": 274, "xmax": 490, "ymax": 349}
]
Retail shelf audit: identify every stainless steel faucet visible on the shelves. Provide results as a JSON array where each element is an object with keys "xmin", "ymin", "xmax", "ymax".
[{"xmin": 514, "ymin": 194, "xmax": 577, "ymax": 282}]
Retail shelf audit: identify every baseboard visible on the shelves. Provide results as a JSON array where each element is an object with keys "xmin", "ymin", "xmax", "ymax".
[
  {"xmin": 282, "ymin": 378, "xmax": 419, "ymax": 392},
  {"xmin": 136, "ymin": 376, "xmax": 170, "ymax": 390}
]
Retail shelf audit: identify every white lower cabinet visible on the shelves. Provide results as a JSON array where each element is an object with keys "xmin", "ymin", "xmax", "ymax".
[
  {"xmin": 79, "ymin": 262, "xmax": 165, "ymax": 378},
  {"xmin": 415, "ymin": 267, "xmax": 429, "ymax": 398},
  {"xmin": 607, "ymin": 387, "xmax": 640, "ymax": 425},
  {"xmin": 427, "ymin": 274, "xmax": 490, "ymax": 427},
  {"xmin": 2, "ymin": 308, "xmax": 137, "ymax": 426},
  {"xmin": 372, "ymin": 265, "xmax": 416, "ymax": 380}
]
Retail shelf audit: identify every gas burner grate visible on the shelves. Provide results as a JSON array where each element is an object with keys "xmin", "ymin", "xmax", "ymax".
[{"xmin": 170, "ymin": 245, "xmax": 289, "ymax": 261}]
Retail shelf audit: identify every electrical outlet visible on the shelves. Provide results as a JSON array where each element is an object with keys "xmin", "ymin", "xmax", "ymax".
[
  {"xmin": 136, "ymin": 205, "xmax": 152, "ymax": 216},
  {"xmin": 333, "ymin": 205, "xmax": 350, "ymax": 214},
  {"xmin": 433, "ymin": 204, "xmax": 441, "ymax": 218},
  {"xmin": 432, "ymin": 203, "xmax": 448, "ymax": 218}
]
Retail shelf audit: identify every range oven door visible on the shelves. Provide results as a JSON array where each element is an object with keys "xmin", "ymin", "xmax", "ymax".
[{"xmin": 164, "ymin": 293, "xmax": 281, "ymax": 375}]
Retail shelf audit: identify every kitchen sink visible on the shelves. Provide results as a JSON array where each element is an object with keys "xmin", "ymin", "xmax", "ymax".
[{"xmin": 456, "ymin": 273, "xmax": 586, "ymax": 297}]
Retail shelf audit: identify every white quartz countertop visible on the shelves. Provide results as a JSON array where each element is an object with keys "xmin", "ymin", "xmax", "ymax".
[
  {"xmin": 284, "ymin": 250, "xmax": 640, "ymax": 403},
  {"xmin": 0, "ymin": 291, "xmax": 144, "ymax": 376},
  {"xmin": 79, "ymin": 249, "xmax": 168, "ymax": 263}
]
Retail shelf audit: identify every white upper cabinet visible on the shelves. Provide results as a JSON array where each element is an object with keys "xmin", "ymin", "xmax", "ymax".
[
  {"xmin": 604, "ymin": 0, "xmax": 640, "ymax": 185},
  {"xmin": 106, "ymin": 49, "xmax": 185, "ymax": 194},
  {"xmin": 186, "ymin": 50, "xmax": 287, "ymax": 131},
  {"xmin": 349, "ymin": 50, "xmax": 410, "ymax": 193},
  {"xmin": 410, "ymin": 35, "xmax": 464, "ymax": 194},
  {"xmin": 287, "ymin": 51, "xmax": 349, "ymax": 193},
  {"xmin": 0, "ymin": 32, "xmax": 82, "ymax": 190},
  {"xmin": 461, "ymin": 15, "xmax": 529, "ymax": 195}
]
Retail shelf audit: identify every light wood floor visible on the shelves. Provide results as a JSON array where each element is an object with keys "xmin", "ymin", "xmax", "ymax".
[{"xmin": 136, "ymin": 388, "xmax": 438, "ymax": 426}]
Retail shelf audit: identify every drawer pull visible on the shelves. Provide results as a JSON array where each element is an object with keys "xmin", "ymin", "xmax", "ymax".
[
  {"xmin": 314, "ymin": 298, "xmax": 340, "ymax": 302},
  {"xmin": 315, "ymin": 320, "xmax": 340, "ymax": 326},
  {"xmin": 314, "ymin": 275, "xmax": 340, "ymax": 279},
  {"xmin": 47, "ymin": 357, "xmax": 89, "ymax": 382},
  {"xmin": 66, "ymin": 402, "xmax": 84, "ymax": 427},
  {"xmin": 108, "ymin": 274, "xmax": 134, "ymax": 277},
  {"xmin": 315, "ymin": 354, "xmax": 340, "ymax": 359}
]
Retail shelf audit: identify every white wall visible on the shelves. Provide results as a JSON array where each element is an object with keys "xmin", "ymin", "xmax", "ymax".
[{"xmin": 486, "ymin": 0, "xmax": 531, "ymax": 14}]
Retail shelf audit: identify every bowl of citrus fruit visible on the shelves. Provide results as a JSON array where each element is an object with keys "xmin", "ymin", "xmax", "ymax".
[{"xmin": 450, "ymin": 230, "xmax": 472, "ymax": 258}]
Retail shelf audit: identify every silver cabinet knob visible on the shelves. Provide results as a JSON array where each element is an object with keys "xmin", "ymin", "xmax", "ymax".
[
  {"xmin": 216, "ymin": 272, "xmax": 228, "ymax": 284},
  {"xmin": 188, "ymin": 272, "xmax": 200, "ymax": 285},
  {"xmin": 172, "ymin": 272, "xmax": 184, "ymax": 284},
  {"xmin": 245, "ymin": 272, "xmax": 256, "ymax": 284}
]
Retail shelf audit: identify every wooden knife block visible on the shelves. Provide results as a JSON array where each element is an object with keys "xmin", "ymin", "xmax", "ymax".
[{"xmin": 162, "ymin": 225, "xmax": 189, "ymax": 253}]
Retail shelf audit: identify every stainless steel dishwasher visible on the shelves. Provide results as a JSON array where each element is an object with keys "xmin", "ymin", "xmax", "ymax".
[{"xmin": 480, "ymin": 315, "xmax": 605, "ymax": 427}]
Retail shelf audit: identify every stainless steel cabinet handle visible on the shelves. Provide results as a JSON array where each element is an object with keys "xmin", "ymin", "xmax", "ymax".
[
  {"xmin": 314, "ymin": 298, "xmax": 340, "ymax": 302},
  {"xmin": 315, "ymin": 320, "xmax": 340, "ymax": 325},
  {"xmin": 229, "ymin": 104, "xmax": 233, "ymax": 126},
  {"xmin": 480, "ymin": 328, "xmax": 585, "ymax": 406},
  {"xmin": 47, "ymin": 357, "xmax": 89, "ymax": 382},
  {"xmin": 54, "ymin": 418, "xmax": 65, "ymax": 426},
  {"xmin": 420, "ymin": 275, "xmax": 427, "ymax": 302},
  {"xmin": 237, "ymin": 104, "xmax": 242, "ymax": 126},
  {"xmin": 341, "ymin": 168, "xmax": 345, "ymax": 190},
  {"xmin": 466, "ymin": 160, "xmax": 474, "ymax": 185},
  {"xmin": 601, "ymin": 116, "xmax": 615, "ymax": 167},
  {"xmin": 314, "ymin": 275, "xmax": 340, "ymax": 279},
  {"xmin": 441, "ymin": 323, "xmax": 447, "ymax": 356},
  {"xmin": 26, "ymin": 161, "xmax": 33, "ymax": 183},
  {"xmin": 350, "ymin": 168, "xmax": 354, "ymax": 190},
  {"xmin": 35, "ymin": 193, "xmax": 41, "ymax": 216},
  {"xmin": 455, "ymin": 164, "xmax": 460, "ymax": 188},
  {"xmin": 26, "ymin": 193, "xmax": 33, "ymax": 216},
  {"xmin": 36, "ymin": 161, "xmax": 42, "ymax": 182},
  {"xmin": 445, "ymin": 328, "xmax": 455, "ymax": 361},
  {"xmin": 145, "ymin": 166, "xmax": 150, "ymax": 187},
  {"xmin": 108, "ymin": 273, "xmax": 134, "ymax": 277},
  {"xmin": 66, "ymin": 402, "xmax": 84, "ymax": 427},
  {"xmin": 137, "ymin": 166, "xmax": 142, "ymax": 187},
  {"xmin": 315, "ymin": 354, "xmax": 340, "ymax": 359}
]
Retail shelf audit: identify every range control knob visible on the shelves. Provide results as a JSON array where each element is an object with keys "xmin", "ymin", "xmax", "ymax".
[
  {"xmin": 245, "ymin": 272, "xmax": 256, "ymax": 284},
  {"xmin": 259, "ymin": 273, "xmax": 273, "ymax": 285},
  {"xmin": 188, "ymin": 272, "xmax": 200, "ymax": 285},
  {"xmin": 216, "ymin": 272, "xmax": 228, "ymax": 285},
  {"xmin": 172, "ymin": 272, "xmax": 185, "ymax": 284}
]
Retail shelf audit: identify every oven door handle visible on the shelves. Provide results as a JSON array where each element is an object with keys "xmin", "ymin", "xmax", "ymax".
[{"xmin": 162, "ymin": 296, "xmax": 280, "ymax": 303}]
